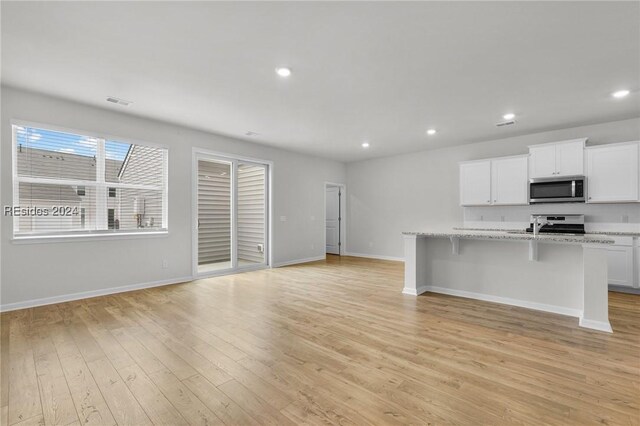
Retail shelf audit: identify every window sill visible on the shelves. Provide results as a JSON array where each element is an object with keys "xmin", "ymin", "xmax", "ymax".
[{"xmin": 11, "ymin": 230, "xmax": 169, "ymax": 244}]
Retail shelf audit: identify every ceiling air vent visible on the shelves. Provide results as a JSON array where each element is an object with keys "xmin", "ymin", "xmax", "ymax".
[
  {"xmin": 245, "ymin": 131, "xmax": 260, "ymax": 136},
  {"xmin": 106, "ymin": 97, "xmax": 132, "ymax": 106},
  {"xmin": 496, "ymin": 120, "xmax": 516, "ymax": 127}
]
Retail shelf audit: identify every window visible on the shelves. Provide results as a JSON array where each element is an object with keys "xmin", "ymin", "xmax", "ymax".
[{"xmin": 12, "ymin": 124, "xmax": 168, "ymax": 238}]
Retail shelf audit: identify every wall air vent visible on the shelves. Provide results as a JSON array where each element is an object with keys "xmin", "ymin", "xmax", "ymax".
[
  {"xmin": 496, "ymin": 120, "xmax": 516, "ymax": 127},
  {"xmin": 106, "ymin": 97, "xmax": 132, "ymax": 106}
]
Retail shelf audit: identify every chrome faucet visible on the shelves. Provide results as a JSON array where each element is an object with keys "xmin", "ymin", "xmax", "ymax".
[{"xmin": 532, "ymin": 215, "xmax": 548, "ymax": 237}]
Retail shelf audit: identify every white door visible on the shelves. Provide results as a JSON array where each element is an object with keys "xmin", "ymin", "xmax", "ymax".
[
  {"xmin": 459, "ymin": 160, "xmax": 491, "ymax": 206},
  {"xmin": 491, "ymin": 156, "xmax": 528, "ymax": 205},
  {"xmin": 586, "ymin": 142, "xmax": 639, "ymax": 202},
  {"xmin": 326, "ymin": 186, "xmax": 340, "ymax": 255},
  {"xmin": 529, "ymin": 145, "xmax": 557, "ymax": 178},
  {"xmin": 555, "ymin": 142, "xmax": 584, "ymax": 176}
]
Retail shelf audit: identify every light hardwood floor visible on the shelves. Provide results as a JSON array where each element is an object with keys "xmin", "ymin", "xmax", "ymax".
[{"xmin": 1, "ymin": 255, "xmax": 639, "ymax": 425}]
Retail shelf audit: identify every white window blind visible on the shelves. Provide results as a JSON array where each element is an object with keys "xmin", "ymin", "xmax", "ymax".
[{"xmin": 12, "ymin": 124, "xmax": 168, "ymax": 238}]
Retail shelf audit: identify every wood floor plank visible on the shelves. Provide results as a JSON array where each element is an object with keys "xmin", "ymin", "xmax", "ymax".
[
  {"xmin": 217, "ymin": 379, "xmax": 296, "ymax": 426},
  {"xmin": 117, "ymin": 364, "xmax": 188, "ymax": 425},
  {"xmin": 2, "ymin": 256, "xmax": 639, "ymax": 425},
  {"xmin": 85, "ymin": 357, "xmax": 150, "ymax": 426},
  {"xmin": 7, "ymin": 312, "xmax": 42, "ymax": 425},
  {"xmin": 46, "ymin": 322, "xmax": 116, "ymax": 426},
  {"xmin": 182, "ymin": 374, "xmax": 259, "ymax": 426},
  {"xmin": 30, "ymin": 330, "xmax": 78, "ymax": 426},
  {"xmin": 148, "ymin": 369, "xmax": 223, "ymax": 426}
]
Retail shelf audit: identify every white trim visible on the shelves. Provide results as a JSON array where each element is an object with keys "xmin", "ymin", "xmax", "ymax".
[
  {"xmin": 0, "ymin": 275, "xmax": 193, "ymax": 312},
  {"xmin": 578, "ymin": 317, "xmax": 613, "ymax": 333},
  {"xmin": 344, "ymin": 252, "xmax": 404, "ymax": 262},
  {"xmin": 194, "ymin": 264, "xmax": 268, "ymax": 280},
  {"xmin": 422, "ymin": 285, "xmax": 583, "ymax": 318},
  {"xmin": 402, "ymin": 285, "xmax": 429, "ymax": 296},
  {"xmin": 273, "ymin": 255, "xmax": 325, "ymax": 268},
  {"xmin": 527, "ymin": 137, "xmax": 588, "ymax": 149},
  {"xmin": 12, "ymin": 230, "xmax": 169, "ymax": 244}
]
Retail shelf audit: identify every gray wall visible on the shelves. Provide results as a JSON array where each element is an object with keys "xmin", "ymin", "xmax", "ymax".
[
  {"xmin": 346, "ymin": 117, "xmax": 640, "ymax": 259},
  {"xmin": 1, "ymin": 86, "xmax": 346, "ymax": 307}
]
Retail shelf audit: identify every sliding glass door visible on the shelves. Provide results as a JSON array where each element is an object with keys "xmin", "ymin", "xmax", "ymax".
[{"xmin": 195, "ymin": 153, "xmax": 268, "ymax": 275}]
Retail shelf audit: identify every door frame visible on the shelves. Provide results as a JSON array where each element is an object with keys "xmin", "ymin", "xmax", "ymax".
[
  {"xmin": 324, "ymin": 182, "xmax": 346, "ymax": 256},
  {"xmin": 192, "ymin": 148, "xmax": 273, "ymax": 278}
]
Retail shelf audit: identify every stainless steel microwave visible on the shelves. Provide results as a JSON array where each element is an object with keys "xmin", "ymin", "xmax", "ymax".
[{"xmin": 529, "ymin": 176, "xmax": 586, "ymax": 204}]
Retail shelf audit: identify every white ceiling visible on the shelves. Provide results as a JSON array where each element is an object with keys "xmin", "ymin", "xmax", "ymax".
[{"xmin": 2, "ymin": 1, "xmax": 639, "ymax": 162}]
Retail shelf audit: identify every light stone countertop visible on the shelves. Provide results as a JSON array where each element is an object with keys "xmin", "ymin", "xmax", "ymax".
[
  {"xmin": 402, "ymin": 229, "xmax": 615, "ymax": 245},
  {"xmin": 453, "ymin": 226, "xmax": 640, "ymax": 237}
]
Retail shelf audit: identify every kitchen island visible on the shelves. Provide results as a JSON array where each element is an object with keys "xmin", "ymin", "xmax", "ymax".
[{"xmin": 402, "ymin": 230, "xmax": 615, "ymax": 332}]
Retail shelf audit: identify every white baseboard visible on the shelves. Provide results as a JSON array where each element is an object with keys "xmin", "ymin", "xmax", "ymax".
[
  {"xmin": 420, "ymin": 285, "xmax": 583, "ymax": 319},
  {"xmin": 344, "ymin": 252, "xmax": 404, "ymax": 262},
  {"xmin": 273, "ymin": 255, "xmax": 326, "ymax": 268},
  {"xmin": 402, "ymin": 285, "xmax": 429, "ymax": 296},
  {"xmin": 0, "ymin": 275, "xmax": 193, "ymax": 312},
  {"xmin": 579, "ymin": 317, "xmax": 613, "ymax": 333}
]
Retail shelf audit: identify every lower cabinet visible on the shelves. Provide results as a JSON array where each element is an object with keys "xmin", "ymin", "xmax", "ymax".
[{"xmin": 606, "ymin": 237, "xmax": 636, "ymax": 288}]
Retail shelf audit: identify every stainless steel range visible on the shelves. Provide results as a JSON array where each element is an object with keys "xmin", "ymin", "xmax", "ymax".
[{"xmin": 526, "ymin": 214, "xmax": 585, "ymax": 235}]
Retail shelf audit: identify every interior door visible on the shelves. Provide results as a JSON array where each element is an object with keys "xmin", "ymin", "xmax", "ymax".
[
  {"xmin": 325, "ymin": 186, "xmax": 340, "ymax": 255},
  {"xmin": 197, "ymin": 158, "xmax": 232, "ymax": 273}
]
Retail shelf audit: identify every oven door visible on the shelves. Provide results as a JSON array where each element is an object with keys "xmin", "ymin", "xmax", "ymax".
[{"xmin": 529, "ymin": 177, "xmax": 585, "ymax": 203}]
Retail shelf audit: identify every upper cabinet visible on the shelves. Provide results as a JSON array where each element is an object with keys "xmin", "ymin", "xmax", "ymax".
[
  {"xmin": 586, "ymin": 141, "xmax": 639, "ymax": 203},
  {"xmin": 460, "ymin": 155, "xmax": 528, "ymax": 206},
  {"xmin": 529, "ymin": 138, "xmax": 586, "ymax": 178},
  {"xmin": 491, "ymin": 156, "xmax": 529, "ymax": 205},
  {"xmin": 460, "ymin": 160, "xmax": 491, "ymax": 206}
]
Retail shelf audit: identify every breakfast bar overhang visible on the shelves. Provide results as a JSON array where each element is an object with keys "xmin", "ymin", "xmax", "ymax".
[{"xmin": 402, "ymin": 231, "xmax": 615, "ymax": 332}]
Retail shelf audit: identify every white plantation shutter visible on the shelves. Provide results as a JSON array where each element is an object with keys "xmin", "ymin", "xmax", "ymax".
[
  {"xmin": 237, "ymin": 164, "xmax": 266, "ymax": 264},
  {"xmin": 12, "ymin": 124, "xmax": 168, "ymax": 237},
  {"xmin": 197, "ymin": 160, "xmax": 231, "ymax": 264}
]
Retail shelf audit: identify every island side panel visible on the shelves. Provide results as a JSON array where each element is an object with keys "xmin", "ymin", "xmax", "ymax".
[
  {"xmin": 402, "ymin": 235, "xmax": 429, "ymax": 295},
  {"xmin": 413, "ymin": 237, "xmax": 585, "ymax": 317},
  {"xmin": 581, "ymin": 245, "xmax": 612, "ymax": 332}
]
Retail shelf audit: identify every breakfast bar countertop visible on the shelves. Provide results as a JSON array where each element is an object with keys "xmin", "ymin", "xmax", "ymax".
[{"xmin": 402, "ymin": 229, "xmax": 615, "ymax": 245}]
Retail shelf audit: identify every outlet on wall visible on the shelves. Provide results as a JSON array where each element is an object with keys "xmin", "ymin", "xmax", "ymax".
[
  {"xmin": 368, "ymin": 242, "xmax": 373, "ymax": 248},
  {"xmin": 310, "ymin": 244, "xmax": 315, "ymax": 250},
  {"xmin": 280, "ymin": 215, "xmax": 287, "ymax": 222},
  {"xmin": 162, "ymin": 259, "xmax": 169, "ymax": 269}
]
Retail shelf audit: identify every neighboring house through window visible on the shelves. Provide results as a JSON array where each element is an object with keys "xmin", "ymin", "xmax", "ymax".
[{"xmin": 12, "ymin": 124, "xmax": 168, "ymax": 237}]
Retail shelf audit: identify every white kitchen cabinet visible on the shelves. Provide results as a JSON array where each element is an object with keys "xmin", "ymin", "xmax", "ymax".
[
  {"xmin": 529, "ymin": 138, "xmax": 586, "ymax": 178},
  {"xmin": 528, "ymin": 145, "xmax": 556, "ymax": 178},
  {"xmin": 460, "ymin": 160, "xmax": 491, "ymax": 206},
  {"xmin": 606, "ymin": 237, "xmax": 635, "ymax": 287},
  {"xmin": 460, "ymin": 155, "xmax": 528, "ymax": 206},
  {"xmin": 586, "ymin": 141, "xmax": 639, "ymax": 203},
  {"xmin": 491, "ymin": 155, "xmax": 528, "ymax": 205}
]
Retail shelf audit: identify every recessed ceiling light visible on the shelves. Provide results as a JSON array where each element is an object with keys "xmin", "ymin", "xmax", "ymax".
[
  {"xmin": 245, "ymin": 131, "xmax": 260, "ymax": 136},
  {"xmin": 361, "ymin": 142, "xmax": 370, "ymax": 148},
  {"xmin": 503, "ymin": 113, "xmax": 515, "ymax": 120},
  {"xmin": 275, "ymin": 67, "xmax": 291, "ymax": 77},
  {"xmin": 426, "ymin": 129, "xmax": 437, "ymax": 135},
  {"xmin": 612, "ymin": 89, "xmax": 630, "ymax": 98}
]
